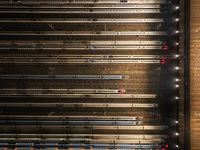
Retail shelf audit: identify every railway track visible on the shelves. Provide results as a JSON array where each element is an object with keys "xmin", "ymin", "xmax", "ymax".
[{"xmin": 0, "ymin": 0, "xmax": 178, "ymax": 149}]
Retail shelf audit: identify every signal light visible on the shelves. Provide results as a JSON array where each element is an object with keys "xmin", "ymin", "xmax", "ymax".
[
  {"xmin": 161, "ymin": 59, "xmax": 166, "ymax": 64},
  {"xmin": 162, "ymin": 45, "xmax": 168, "ymax": 50},
  {"xmin": 119, "ymin": 89, "xmax": 125, "ymax": 94}
]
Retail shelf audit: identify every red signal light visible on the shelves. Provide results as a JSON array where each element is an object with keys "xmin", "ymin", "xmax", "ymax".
[
  {"xmin": 161, "ymin": 58, "xmax": 166, "ymax": 64},
  {"xmin": 119, "ymin": 89, "xmax": 125, "ymax": 94},
  {"xmin": 163, "ymin": 45, "xmax": 168, "ymax": 50},
  {"xmin": 161, "ymin": 60, "xmax": 166, "ymax": 64}
]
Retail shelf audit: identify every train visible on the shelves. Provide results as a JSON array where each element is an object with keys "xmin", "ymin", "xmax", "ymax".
[
  {"xmin": 0, "ymin": 18, "xmax": 167, "ymax": 23},
  {"xmin": 0, "ymin": 120, "xmax": 143, "ymax": 126},
  {"xmin": 0, "ymin": 54, "xmax": 173, "ymax": 64},
  {"xmin": 0, "ymin": 31, "xmax": 167, "ymax": 35},
  {"xmin": 0, "ymin": 54, "xmax": 174, "ymax": 59},
  {"xmin": 0, "ymin": 40, "xmax": 165, "ymax": 45},
  {"xmin": 0, "ymin": 9, "xmax": 164, "ymax": 14},
  {"xmin": 0, "ymin": 46, "xmax": 164, "ymax": 50},
  {"xmin": 0, "ymin": 75, "xmax": 124, "ymax": 80},
  {"xmin": 0, "ymin": 133, "xmax": 168, "ymax": 139},
  {"xmin": 0, "ymin": 40, "xmax": 166, "ymax": 50},
  {"xmin": 0, "ymin": 89, "xmax": 126, "ymax": 94},
  {"xmin": 0, "ymin": 103, "xmax": 158, "ymax": 108},
  {"xmin": 2, "ymin": 0, "xmax": 172, "ymax": 4},
  {"xmin": 0, "ymin": 143, "xmax": 165, "ymax": 149},
  {"xmin": 0, "ymin": 59, "xmax": 163, "ymax": 64},
  {"xmin": 0, "ymin": 125, "xmax": 168, "ymax": 130},
  {"xmin": 0, "ymin": 139, "xmax": 164, "ymax": 144},
  {"xmin": 0, "ymin": 4, "xmax": 162, "ymax": 8},
  {"xmin": 0, "ymin": 115, "xmax": 143, "ymax": 120},
  {"xmin": 0, "ymin": 94, "xmax": 157, "ymax": 98}
]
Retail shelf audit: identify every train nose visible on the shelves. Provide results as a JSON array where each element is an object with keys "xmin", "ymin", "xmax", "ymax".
[{"xmin": 119, "ymin": 89, "xmax": 126, "ymax": 94}]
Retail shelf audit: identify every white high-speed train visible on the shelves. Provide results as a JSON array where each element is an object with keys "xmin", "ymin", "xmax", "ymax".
[{"xmin": 0, "ymin": 88, "xmax": 126, "ymax": 94}]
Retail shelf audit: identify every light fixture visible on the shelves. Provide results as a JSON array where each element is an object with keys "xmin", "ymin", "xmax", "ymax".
[
  {"xmin": 176, "ymin": 43, "xmax": 179, "ymax": 45},
  {"xmin": 176, "ymin": 18, "xmax": 179, "ymax": 21},
  {"xmin": 175, "ymin": 133, "xmax": 179, "ymax": 136},
  {"xmin": 176, "ymin": 145, "xmax": 179, "ymax": 148},
  {"xmin": 176, "ymin": 6, "xmax": 179, "ymax": 9},
  {"xmin": 176, "ymin": 97, "xmax": 179, "ymax": 99},
  {"xmin": 176, "ymin": 30, "xmax": 179, "ymax": 33},
  {"xmin": 176, "ymin": 120, "xmax": 179, "ymax": 123},
  {"xmin": 175, "ymin": 55, "xmax": 179, "ymax": 58},
  {"xmin": 176, "ymin": 85, "xmax": 179, "ymax": 88},
  {"xmin": 175, "ymin": 67, "xmax": 179, "ymax": 70},
  {"xmin": 175, "ymin": 78, "xmax": 179, "ymax": 81}
]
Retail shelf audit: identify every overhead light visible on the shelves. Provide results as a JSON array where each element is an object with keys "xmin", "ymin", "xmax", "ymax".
[
  {"xmin": 176, "ymin": 145, "xmax": 179, "ymax": 148},
  {"xmin": 176, "ymin": 121, "xmax": 179, "ymax": 123},
  {"xmin": 175, "ymin": 55, "xmax": 179, "ymax": 58},
  {"xmin": 176, "ymin": 6, "xmax": 179, "ymax": 9},
  {"xmin": 175, "ymin": 66, "xmax": 179, "ymax": 70},
  {"xmin": 176, "ymin": 18, "xmax": 179, "ymax": 21},
  {"xmin": 176, "ymin": 43, "xmax": 179, "ymax": 45},
  {"xmin": 175, "ymin": 133, "xmax": 179, "ymax": 136},
  {"xmin": 175, "ymin": 78, "xmax": 179, "ymax": 81},
  {"xmin": 176, "ymin": 30, "xmax": 179, "ymax": 33},
  {"xmin": 176, "ymin": 85, "xmax": 179, "ymax": 88}
]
